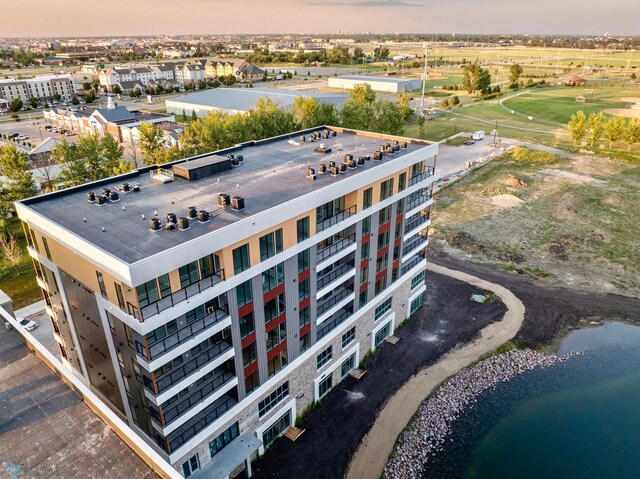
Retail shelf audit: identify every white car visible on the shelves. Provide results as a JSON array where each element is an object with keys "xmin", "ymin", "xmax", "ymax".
[
  {"xmin": 18, "ymin": 317, "xmax": 38, "ymax": 331},
  {"xmin": 15, "ymin": 135, "xmax": 29, "ymax": 141}
]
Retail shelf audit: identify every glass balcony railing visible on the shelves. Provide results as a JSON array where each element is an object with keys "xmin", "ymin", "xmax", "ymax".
[
  {"xmin": 317, "ymin": 287, "xmax": 353, "ymax": 316},
  {"xmin": 402, "ymin": 235, "xmax": 428, "ymax": 257},
  {"xmin": 316, "ymin": 205, "xmax": 357, "ymax": 233},
  {"xmin": 404, "ymin": 213, "xmax": 430, "ymax": 234},
  {"xmin": 317, "ymin": 260, "xmax": 355, "ymax": 290},
  {"xmin": 408, "ymin": 167, "xmax": 434, "ymax": 187},
  {"xmin": 401, "ymin": 253, "xmax": 425, "ymax": 275},
  {"xmin": 317, "ymin": 308, "xmax": 352, "ymax": 340},
  {"xmin": 316, "ymin": 233, "xmax": 356, "ymax": 263}
]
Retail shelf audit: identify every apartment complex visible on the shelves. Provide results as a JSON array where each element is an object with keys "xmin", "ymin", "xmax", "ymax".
[
  {"xmin": 0, "ymin": 74, "xmax": 75, "ymax": 103},
  {"xmin": 16, "ymin": 127, "xmax": 436, "ymax": 478}
]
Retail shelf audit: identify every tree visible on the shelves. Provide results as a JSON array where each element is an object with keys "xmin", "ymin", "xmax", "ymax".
[
  {"xmin": 191, "ymin": 110, "xmax": 198, "ymax": 121},
  {"xmin": 198, "ymin": 79, "xmax": 207, "ymax": 90},
  {"xmin": 30, "ymin": 97, "xmax": 38, "ymax": 109},
  {"xmin": 417, "ymin": 116, "xmax": 426, "ymax": 139},
  {"xmin": 291, "ymin": 97, "xmax": 339, "ymax": 129},
  {"xmin": 567, "ymin": 110, "xmax": 587, "ymax": 145},
  {"xmin": 9, "ymin": 98, "xmax": 23, "ymax": 113},
  {"xmin": 0, "ymin": 231, "xmax": 22, "ymax": 275},
  {"xmin": 138, "ymin": 122, "xmax": 166, "ymax": 165},
  {"xmin": 54, "ymin": 93, "xmax": 61, "ymax": 101},
  {"xmin": 587, "ymin": 112, "xmax": 606, "ymax": 147},
  {"xmin": 461, "ymin": 64, "xmax": 491, "ymax": 94},
  {"xmin": 509, "ymin": 64, "xmax": 523, "ymax": 84},
  {"xmin": 373, "ymin": 100, "xmax": 405, "ymax": 135},
  {"xmin": 82, "ymin": 81, "xmax": 92, "ymax": 90},
  {"xmin": 352, "ymin": 47, "xmax": 364, "ymax": 63},
  {"xmin": 100, "ymin": 134, "xmax": 125, "ymax": 174},
  {"xmin": 112, "ymin": 85, "xmax": 122, "ymax": 94},
  {"xmin": 0, "ymin": 144, "xmax": 35, "ymax": 216},
  {"xmin": 451, "ymin": 96, "xmax": 460, "ymax": 106},
  {"xmin": 85, "ymin": 90, "xmax": 96, "ymax": 104},
  {"xmin": 71, "ymin": 95, "xmax": 80, "ymax": 105},
  {"xmin": 603, "ymin": 116, "xmax": 625, "ymax": 148},
  {"xmin": 51, "ymin": 140, "xmax": 86, "ymax": 187},
  {"xmin": 397, "ymin": 92, "xmax": 413, "ymax": 120},
  {"xmin": 624, "ymin": 118, "xmax": 640, "ymax": 151},
  {"xmin": 132, "ymin": 88, "xmax": 142, "ymax": 97}
]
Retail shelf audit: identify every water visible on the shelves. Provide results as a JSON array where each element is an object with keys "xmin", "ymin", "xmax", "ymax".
[{"xmin": 425, "ymin": 322, "xmax": 640, "ymax": 479}]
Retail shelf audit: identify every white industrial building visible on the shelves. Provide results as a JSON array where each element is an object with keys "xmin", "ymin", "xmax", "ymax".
[
  {"xmin": 328, "ymin": 75, "xmax": 422, "ymax": 93},
  {"xmin": 165, "ymin": 87, "xmax": 347, "ymax": 118}
]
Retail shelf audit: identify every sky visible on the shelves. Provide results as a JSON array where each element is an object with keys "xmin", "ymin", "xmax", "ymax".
[{"xmin": 2, "ymin": 0, "xmax": 639, "ymax": 37}]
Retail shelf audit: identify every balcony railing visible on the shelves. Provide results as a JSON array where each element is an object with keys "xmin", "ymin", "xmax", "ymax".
[
  {"xmin": 149, "ymin": 339, "xmax": 233, "ymax": 394},
  {"xmin": 402, "ymin": 235, "xmax": 428, "ymax": 256},
  {"xmin": 317, "ymin": 260, "xmax": 355, "ymax": 290},
  {"xmin": 316, "ymin": 233, "xmax": 356, "ymax": 263},
  {"xmin": 136, "ymin": 305, "xmax": 229, "ymax": 362},
  {"xmin": 401, "ymin": 252, "xmax": 425, "ymax": 275},
  {"xmin": 167, "ymin": 393, "xmax": 238, "ymax": 452},
  {"xmin": 404, "ymin": 213, "xmax": 430, "ymax": 234},
  {"xmin": 408, "ymin": 167, "xmax": 434, "ymax": 187},
  {"xmin": 130, "ymin": 268, "xmax": 225, "ymax": 321},
  {"xmin": 156, "ymin": 371, "xmax": 236, "ymax": 427},
  {"xmin": 317, "ymin": 287, "xmax": 353, "ymax": 316},
  {"xmin": 317, "ymin": 308, "xmax": 352, "ymax": 340},
  {"xmin": 406, "ymin": 193, "xmax": 432, "ymax": 212},
  {"xmin": 316, "ymin": 205, "xmax": 357, "ymax": 233}
]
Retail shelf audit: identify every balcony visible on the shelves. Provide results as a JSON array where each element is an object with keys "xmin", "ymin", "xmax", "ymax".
[
  {"xmin": 408, "ymin": 167, "xmax": 434, "ymax": 187},
  {"xmin": 317, "ymin": 260, "xmax": 355, "ymax": 291},
  {"xmin": 404, "ymin": 213, "xmax": 430, "ymax": 235},
  {"xmin": 317, "ymin": 287, "xmax": 353, "ymax": 317},
  {"xmin": 316, "ymin": 233, "xmax": 356, "ymax": 263},
  {"xmin": 401, "ymin": 252, "xmax": 425, "ymax": 275},
  {"xmin": 316, "ymin": 205, "xmax": 357, "ymax": 233},
  {"xmin": 402, "ymin": 236, "xmax": 428, "ymax": 257},
  {"xmin": 317, "ymin": 308, "xmax": 352, "ymax": 340},
  {"xmin": 136, "ymin": 305, "xmax": 229, "ymax": 362},
  {"xmin": 154, "ymin": 370, "xmax": 236, "ymax": 427},
  {"xmin": 405, "ymin": 193, "xmax": 432, "ymax": 213},
  {"xmin": 148, "ymin": 339, "xmax": 233, "ymax": 395},
  {"xmin": 167, "ymin": 392, "xmax": 238, "ymax": 453},
  {"xmin": 129, "ymin": 268, "xmax": 225, "ymax": 321}
]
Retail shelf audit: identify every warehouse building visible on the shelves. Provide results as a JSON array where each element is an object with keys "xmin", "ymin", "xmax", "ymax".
[
  {"xmin": 17, "ymin": 126, "xmax": 436, "ymax": 478},
  {"xmin": 328, "ymin": 75, "xmax": 422, "ymax": 93}
]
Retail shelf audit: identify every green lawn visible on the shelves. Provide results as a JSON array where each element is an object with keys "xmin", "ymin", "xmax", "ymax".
[{"xmin": 0, "ymin": 217, "xmax": 41, "ymax": 309}]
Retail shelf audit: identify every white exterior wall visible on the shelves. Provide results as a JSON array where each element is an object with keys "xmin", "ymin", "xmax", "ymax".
[{"xmin": 328, "ymin": 76, "xmax": 422, "ymax": 93}]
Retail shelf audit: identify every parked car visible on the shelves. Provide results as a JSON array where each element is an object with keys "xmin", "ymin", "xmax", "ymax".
[
  {"xmin": 51, "ymin": 127, "xmax": 59, "ymax": 133},
  {"xmin": 464, "ymin": 140, "xmax": 475, "ymax": 145},
  {"xmin": 8, "ymin": 133, "xmax": 20, "ymax": 139},
  {"xmin": 44, "ymin": 125, "xmax": 53, "ymax": 131},
  {"xmin": 16, "ymin": 135, "xmax": 30, "ymax": 140},
  {"xmin": 17, "ymin": 317, "xmax": 38, "ymax": 332},
  {"xmin": 64, "ymin": 131, "xmax": 75, "ymax": 136}
]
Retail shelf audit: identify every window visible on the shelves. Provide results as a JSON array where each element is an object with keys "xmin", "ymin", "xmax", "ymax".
[
  {"xmin": 298, "ymin": 249, "xmax": 310, "ymax": 273},
  {"xmin": 264, "ymin": 293, "xmax": 286, "ymax": 322},
  {"xmin": 266, "ymin": 322, "xmax": 287, "ymax": 351},
  {"xmin": 242, "ymin": 342, "xmax": 257, "ymax": 367},
  {"xmin": 410, "ymin": 294, "xmax": 424, "ymax": 314},
  {"xmin": 378, "ymin": 205, "xmax": 392, "ymax": 225},
  {"xmin": 359, "ymin": 290, "xmax": 368, "ymax": 308},
  {"xmin": 262, "ymin": 263, "xmax": 285, "ymax": 293},
  {"xmin": 297, "ymin": 217, "xmax": 310, "ymax": 243},
  {"xmin": 377, "ymin": 230, "xmax": 390, "ymax": 250},
  {"xmin": 300, "ymin": 331, "xmax": 311, "ymax": 353},
  {"xmin": 245, "ymin": 370, "xmax": 259, "ymax": 395},
  {"xmin": 341, "ymin": 353, "xmax": 356, "ymax": 378},
  {"xmin": 298, "ymin": 278, "xmax": 310, "ymax": 301},
  {"xmin": 393, "ymin": 244, "xmax": 401, "ymax": 261},
  {"xmin": 318, "ymin": 375, "xmax": 332, "ymax": 398},
  {"xmin": 363, "ymin": 187, "xmax": 373, "ymax": 209},
  {"xmin": 233, "ymin": 244, "xmax": 251, "ymax": 274},
  {"xmin": 411, "ymin": 271, "xmax": 425, "ymax": 290},
  {"xmin": 376, "ymin": 253, "xmax": 388, "ymax": 273},
  {"xmin": 42, "ymin": 237, "xmax": 52, "ymax": 260},
  {"xmin": 375, "ymin": 276, "xmax": 388, "ymax": 295},
  {"xmin": 392, "ymin": 266, "xmax": 399, "ymax": 283},
  {"xmin": 411, "ymin": 161, "xmax": 424, "ymax": 178},
  {"xmin": 396, "ymin": 197, "xmax": 405, "ymax": 215},
  {"xmin": 395, "ymin": 222, "xmax": 402, "ymax": 240},
  {"xmin": 199, "ymin": 255, "xmax": 214, "ymax": 278},
  {"xmin": 361, "ymin": 242, "xmax": 370, "ymax": 262},
  {"xmin": 380, "ymin": 178, "xmax": 394, "ymax": 201},
  {"xmin": 96, "ymin": 272, "xmax": 107, "ymax": 299},
  {"xmin": 259, "ymin": 229, "xmax": 283, "ymax": 261},
  {"xmin": 179, "ymin": 261, "xmax": 199, "ymax": 288},
  {"xmin": 316, "ymin": 345, "xmax": 333, "ymax": 369},
  {"xmin": 359, "ymin": 265, "xmax": 369, "ymax": 285},
  {"xmin": 236, "ymin": 280, "xmax": 253, "ymax": 307},
  {"xmin": 262, "ymin": 410, "xmax": 291, "ymax": 447},
  {"xmin": 362, "ymin": 216, "xmax": 371, "ymax": 235},
  {"xmin": 398, "ymin": 172, "xmax": 407, "ymax": 192},
  {"xmin": 375, "ymin": 297, "xmax": 392, "ymax": 320},
  {"xmin": 267, "ymin": 350, "xmax": 287, "ymax": 377},
  {"xmin": 342, "ymin": 327, "xmax": 356, "ymax": 349},
  {"xmin": 114, "ymin": 283, "xmax": 126, "ymax": 310},
  {"xmin": 209, "ymin": 423, "xmax": 239, "ymax": 458},
  {"xmin": 182, "ymin": 454, "xmax": 199, "ymax": 478},
  {"xmin": 374, "ymin": 322, "xmax": 392, "ymax": 347},
  {"xmin": 317, "ymin": 196, "xmax": 345, "ymax": 223},
  {"xmin": 145, "ymin": 320, "xmax": 177, "ymax": 344},
  {"xmin": 239, "ymin": 312, "xmax": 255, "ymax": 338},
  {"xmin": 29, "ymin": 228, "xmax": 39, "ymax": 252},
  {"xmin": 259, "ymin": 382, "xmax": 289, "ymax": 418},
  {"xmin": 299, "ymin": 306, "xmax": 310, "ymax": 328}
]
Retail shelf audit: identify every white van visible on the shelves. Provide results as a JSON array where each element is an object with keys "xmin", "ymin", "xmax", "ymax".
[{"xmin": 472, "ymin": 131, "xmax": 485, "ymax": 140}]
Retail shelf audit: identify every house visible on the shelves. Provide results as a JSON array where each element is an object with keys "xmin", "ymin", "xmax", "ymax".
[{"xmin": 563, "ymin": 75, "xmax": 588, "ymax": 86}]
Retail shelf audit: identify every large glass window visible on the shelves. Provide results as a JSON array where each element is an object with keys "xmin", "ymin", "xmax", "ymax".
[
  {"xmin": 376, "ymin": 252, "xmax": 389, "ymax": 273},
  {"xmin": 380, "ymin": 178, "xmax": 394, "ymax": 201},
  {"xmin": 236, "ymin": 280, "xmax": 253, "ymax": 307},
  {"xmin": 341, "ymin": 353, "xmax": 356, "ymax": 378},
  {"xmin": 375, "ymin": 297, "xmax": 392, "ymax": 320},
  {"xmin": 377, "ymin": 230, "xmax": 390, "ymax": 250},
  {"xmin": 259, "ymin": 229, "xmax": 284, "ymax": 261},
  {"xmin": 182, "ymin": 454, "xmax": 199, "ymax": 478},
  {"xmin": 299, "ymin": 306, "xmax": 310, "ymax": 328},
  {"xmin": 242, "ymin": 342, "xmax": 257, "ymax": 367},
  {"xmin": 378, "ymin": 205, "xmax": 392, "ymax": 225},
  {"xmin": 318, "ymin": 375, "xmax": 332, "ymax": 398},
  {"xmin": 264, "ymin": 293, "xmax": 286, "ymax": 322},
  {"xmin": 298, "ymin": 278, "xmax": 310, "ymax": 301},
  {"xmin": 136, "ymin": 279, "xmax": 159, "ymax": 307},
  {"xmin": 158, "ymin": 274, "xmax": 171, "ymax": 297},
  {"xmin": 96, "ymin": 272, "xmax": 107, "ymax": 299},
  {"xmin": 374, "ymin": 322, "xmax": 392, "ymax": 347},
  {"xmin": 300, "ymin": 331, "xmax": 311, "ymax": 353},
  {"xmin": 360, "ymin": 265, "xmax": 369, "ymax": 285},
  {"xmin": 179, "ymin": 261, "xmax": 199, "ymax": 288},
  {"xmin": 258, "ymin": 382, "xmax": 289, "ymax": 418},
  {"xmin": 398, "ymin": 172, "xmax": 407, "ymax": 192},
  {"xmin": 262, "ymin": 263, "xmax": 285, "ymax": 293},
  {"xmin": 361, "ymin": 242, "xmax": 370, "ymax": 262},
  {"xmin": 267, "ymin": 350, "xmax": 288, "ymax": 377},
  {"xmin": 297, "ymin": 217, "xmax": 310, "ymax": 243},
  {"xmin": 209, "ymin": 423, "xmax": 239, "ymax": 458},
  {"xmin": 239, "ymin": 311, "xmax": 255, "ymax": 338},
  {"xmin": 266, "ymin": 322, "xmax": 287, "ymax": 351},
  {"xmin": 410, "ymin": 294, "xmax": 424, "ymax": 314},
  {"xmin": 245, "ymin": 370, "xmax": 259, "ymax": 395},
  {"xmin": 42, "ymin": 237, "xmax": 52, "ymax": 260},
  {"xmin": 316, "ymin": 345, "xmax": 332, "ymax": 369},
  {"xmin": 342, "ymin": 327, "xmax": 356, "ymax": 349},
  {"xmin": 298, "ymin": 249, "xmax": 310, "ymax": 272},
  {"xmin": 363, "ymin": 187, "xmax": 373, "ymax": 209},
  {"xmin": 262, "ymin": 410, "xmax": 291, "ymax": 447},
  {"xmin": 359, "ymin": 290, "xmax": 368, "ymax": 308},
  {"xmin": 411, "ymin": 271, "xmax": 426, "ymax": 290},
  {"xmin": 114, "ymin": 283, "xmax": 126, "ymax": 310},
  {"xmin": 233, "ymin": 244, "xmax": 251, "ymax": 274}
]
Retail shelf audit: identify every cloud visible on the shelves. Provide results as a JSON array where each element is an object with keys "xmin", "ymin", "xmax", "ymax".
[{"xmin": 307, "ymin": 0, "xmax": 421, "ymax": 7}]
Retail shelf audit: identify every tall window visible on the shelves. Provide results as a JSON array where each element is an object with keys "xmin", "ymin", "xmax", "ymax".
[
  {"xmin": 136, "ymin": 279, "xmax": 159, "ymax": 307},
  {"xmin": 363, "ymin": 187, "xmax": 373, "ymax": 209},
  {"xmin": 316, "ymin": 345, "xmax": 332, "ymax": 369},
  {"xmin": 182, "ymin": 454, "xmax": 199, "ymax": 478},
  {"xmin": 375, "ymin": 297, "xmax": 392, "ymax": 320},
  {"xmin": 342, "ymin": 327, "xmax": 356, "ymax": 349},
  {"xmin": 298, "ymin": 249, "xmax": 310, "ymax": 272},
  {"xmin": 42, "ymin": 237, "xmax": 52, "ymax": 260},
  {"xmin": 298, "ymin": 278, "xmax": 310, "ymax": 301},
  {"xmin": 266, "ymin": 323, "xmax": 287, "ymax": 351},
  {"xmin": 96, "ymin": 272, "xmax": 107, "ymax": 299},
  {"xmin": 376, "ymin": 252, "xmax": 389, "ymax": 273},
  {"xmin": 300, "ymin": 331, "xmax": 311, "ymax": 353},
  {"xmin": 360, "ymin": 265, "xmax": 369, "ymax": 285},
  {"xmin": 317, "ymin": 196, "xmax": 345, "ymax": 223},
  {"xmin": 262, "ymin": 263, "xmax": 285, "ymax": 293},
  {"xmin": 158, "ymin": 274, "xmax": 171, "ymax": 297},
  {"xmin": 258, "ymin": 382, "xmax": 289, "ymax": 418},
  {"xmin": 362, "ymin": 216, "xmax": 371, "ymax": 235},
  {"xmin": 233, "ymin": 244, "xmax": 251, "ymax": 274},
  {"xmin": 297, "ymin": 217, "xmax": 310, "ymax": 243},
  {"xmin": 411, "ymin": 161, "xmax": 424, "ymax": 177},
  {"xmin": 410, "ymin": 295, "xmax": 424, "ymax": 314},
  {"xmin": 361, "ymin": 242, "xmax": 370, "ymax": 262},
  {"xmin": 259, "ymin": 229, "xmax": 283, "ymax": 261},
  {"xmin": 239, "ymin": 312, "xmax": 255, "ymax": 338},
  {"xmin": 209, "ymin": 423, "xmax": 239, "ymax": 458},
  {"xmin": 299, "ymin": 306, "xmax": 310, "ymax": 328},
  {"xmin": 378, "ymin": 205, "xmax": 392, "ymax": 225},
  {"xmin": 398, "ymin": 172, "xmax": 407, "ymax": 192},
  {"xmin": 236, "ymin": 280, "xmax": 253, "ymax": 307},
  {"xmin": 242, "ymin": 342, "xmax": 257, "ymax": 367},
  {"xmin": 114, "ymin": 283, "xmax": 126, "ymax": 310},
  {"xmin": 380, "ymin": 178, "xmax": 394, "ymax": 201},
  {"xmin": 318, "ymin": 375, "xmax": 332, "ymax": 398},
  {"xmin": 377, "ymin": 230, "xmax": 390, "ymax": 250},
  {"xmin": 264, "ymin": 293, "xmax": 286, "ymax": 322},
  {"xmin": 341, "ymin": 353, "xmax": 356, "ymax": 378},
  {"xmin": 179, "ymin": 261, "xmax": 199, "ymax": 288}
]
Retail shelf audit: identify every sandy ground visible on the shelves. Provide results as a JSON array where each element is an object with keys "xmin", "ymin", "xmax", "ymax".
[
  {"xmin": 346, "ymin": 262, "xmax": 525, "ymax": 479},
  {"xmin": 491, "ymin": 194, "xmax": 524, "ymax": 208},
  {"xmin": 604, "ymin": 108, "xmax": 640, "ymax": 119}
]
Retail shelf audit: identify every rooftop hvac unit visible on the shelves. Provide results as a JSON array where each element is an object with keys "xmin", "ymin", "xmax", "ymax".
[
  {"xmin": 87, "ymin": 192, "xmax": 95, "ymax": 202},
  {"xmin": 132, "ymin": 185, "xmax": 141, "ymax": 192},
  {"xmin": 322, "ymin": 131, "xmax": 328, "ymax": 139},
  {"xmin": 109, "ymin": 191, "xmax": 119, "ymax": 202},
  {"xmin": 197, "ymin": 210, "xmax": 210, "ymax": 223},
  {"xmin": 307, "ymin": 167, "xmax": 316, "ymax": 181},
  {"xmin": 300, "ymin": 135, "xmax": 306, "ymax": 143},
  {"xmin": 101, "ymin": 188, "xmax": 111, "ymax": 196},
  {"xmin": 348, "ymin": 159, "xmax": 356, "ymax": 169},
  {"xmin": 166, "ymin": 212, "xmax": 177, "ymax": 224},
  {"xmin": 386, "ymin": 145, "xmax": 394, "ymax": 154},
  {"xmin": 400, "ymin": 141, "xmax": 408, "ymax": 149},
  {"xmin": 357, "ymin": 157, "xmax": 365, "ymax": 166},
  {"xmin": 121, "ymin": 183, "xmax": 130, "ymax": 192},
  {"xmin": 236, "ymin": 154, "xmax": 244, "ymax": 163},
  {"xmin": 314, "ymin": 145, "xmax": 331, "ymax": 154},
  {"xmin": 187, "ymin": 206, "xmax": 197, "ymax": 219},
  {"xmin": 231, "ymin": 196, "xmax": 245, "ymax": 211},
  {"xmin": 329, "ymin": 160, "xmax": 336, "ymax": 168},
  {"xmin": 330, "ymin": 130, "xmax": 337, "ymax": 137},
  {"xmin": 373, "ymin": 151, "xmax": 383, "ymax": 161},
  {"xmin": 318, "ymin": 163, "xmax": 327, "ymax": 174},
  {"xmin": 95, "ymin": 195, "xmax": 106, "ymax": 206},
  {"xmin": 330, "ymin": 166, "xmax": 339, "ymax": 177},
  {"xmin": 343, "ymin": 154, "xmax": 353, "ymax": 163},
  {"xmin": 363, "ymin": 155, "xmax": 371, "ymax": 161},
  {"xmin": 178, "ymin": 217, "xmax": 190, "ymax": 230},
  {"xmin": 165, "ymin": 222, "xmax": 175, "ymax": 230},
  {"xmin": 227, "ymin": 154, "xmax": 235, "ymax": 160},
  {"xmin": 339, "ymin": 163, "xmax": 347, "ymax": 174},
  {"xmin": 379, "ymin": 145, "xmax": 385, "ymax": 152},
  {"xmin": 149, "ymin": 218, "xmax": 161, "ymax": 231},
  {"xmin": 231, "ymin": 158, "xmax": 240, "ymax": 167},
  {"xmin": 218, "ymin": 194, "xmax": 231, "ymax": 207}
]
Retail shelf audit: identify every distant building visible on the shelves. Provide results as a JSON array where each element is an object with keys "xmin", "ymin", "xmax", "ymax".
[
  {"xmin": 563, "ymin": 75, "xmax": 588, "ymax": 86},
  {"xmin": 205, "ymin": 59, "xmax": 265, "ymax": 81},
  {"xmin": 0, "ymin": 74, "xmax": 75, "ymax": 103},
  {"xmin": 165, "ymin": 87, "xmax": 347, "ymax": 117},
  {"xmin": 328, "ymin": 75, "xmax": 422, "ymax": 93}
]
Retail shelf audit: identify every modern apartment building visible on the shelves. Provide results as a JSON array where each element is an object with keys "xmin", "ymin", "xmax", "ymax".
[
  {"xmin": 0, "ymin": 74, "xmax": 75, "ymax": 103},
  {"xmin": 16, "ymin": 126, "xmax": 436, "ymax": 478}
]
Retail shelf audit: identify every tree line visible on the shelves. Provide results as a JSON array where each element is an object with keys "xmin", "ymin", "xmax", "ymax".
[{"xmin": 567, "ymin": 111, "xmax": 640, "ymax": 150}]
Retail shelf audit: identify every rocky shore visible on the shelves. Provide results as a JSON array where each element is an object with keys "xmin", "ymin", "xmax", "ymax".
[{"xmin": 384, "ymin": 349, "xmax": 579, "ymax": 479}]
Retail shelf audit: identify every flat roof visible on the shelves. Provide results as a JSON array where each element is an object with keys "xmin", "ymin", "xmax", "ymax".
[
  {"xmin": 166, "ymin": 87, "xmax": 347, "ymax": 112},
  {"xmin": 23, "ymin": 127, "xmax": 429, "ymax": 264},
  {"xmin": 330, "ymin": 75, "xmax": 419, "ymax": 84}
]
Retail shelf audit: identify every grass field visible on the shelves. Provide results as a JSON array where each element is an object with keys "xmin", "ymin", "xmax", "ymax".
[
  {"xmin": 0, "ymin": 218, "xmax": 40, "ymax": 309},
  {"xmin": 431, "ymin": 147, "xmax": 640, "ymax": 296}
]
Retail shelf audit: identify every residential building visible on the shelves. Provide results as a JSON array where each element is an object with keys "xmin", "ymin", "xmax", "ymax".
[
  {"xmin": 204, "ymin": 60, "xmax": 265, "ymax": 81},
  {"xmin": 16, "ymin": 126, "xmax": 436, "ymax": 478},
  {"xmin": 0, "ymin": 74, "xmax": 75, "ymax": 103}
]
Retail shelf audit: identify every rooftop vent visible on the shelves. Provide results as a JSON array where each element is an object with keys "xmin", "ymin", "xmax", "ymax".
[
  {"xmin": 187, "ymin": 206, "xmax": 197, "ymax": 219},
  {"xmin": 379, "ymin": 145, "xmax": 386, "ymax": 152},
  {"xmin": 373, "ymin": 151, "xmax": 383, "ymax": 161},
  {"xmin": 318, "ymin": 163, "xmax": 327, "ymax": 174},
  {"xmin": 109, "ymin": 191, "xmax": 119, "ymax": 202},
  {"xmin": 236, "ymin": 154, "xmax": 244, "ymax": 163},
  {"xmin": 339, "ymin": 163, "xmax": 347, "ymax": 174},
  {"xmin": 363, "ymin": 155, "xmax": 371, "ymax": 161},
  {"xmin": 329, "ymin": 160, "xmax": 336, "ymax": 169},
  {"xmin": 120, "ymin": 183, "xmax": 130, "ymax": 192},
  {"xmin": 150, "ymin": 218, "xmax": 161, "ymax": 231},
  {"xmin": 231, "ymin": 196, "xmax": 245, "ymax": 211},
  {"xmin": 314, "ymin": 144, "xmax": 332, "ymax": 154},
  {"xmin": 166, "ymin": 213, "xmax": 177, "ymax": 224},
  {"xmin": 300, "ymin": 135, "xmax": 306, "ymax": 143},
  {"xmin": 87, "ymin": 192, "xmax": 95, "ymax": 202},
  {"xmin": 218, "ymin": 194, "xmax": 231, "ymax": 207},
  {"xmin": 197, "ymin": 210, "xmax": 210, "ymax": 223},
  {"xmin": 95, "ymin": 195, "xmax": 106, "ymax": 206},
  {"xmin": 330, "ymin": 166, "xmax": 339, "ymax": 177},
  {"xmin": 178, "ymin": 217, "xmax": 190, "ymax": 230},
  {"xmin": 322, "ymin": 131, "xmax": 329, "ymax": 139},
  {"xmin": 400, "ymin": 141, "xmax": 408, "ymax": 149},
  {"xmin": 330, "ymin": 130, "xmax": 337, "ymax": 137},
  {"xmin": 343, "ymin": 154, "xmax": 353, "ymax": 163},
  {"xmin": 132, "ymin": 185, "xmax": 141, "ymax": 193},
  {"xmin": 356, "ymin": 157, "xmax": 365, "ymax": 166},
  {"xmin": 101, "ymin": 188, "xmax": 111, "ymax": 196},
  {"xmin": 307, "ymin": 167, "xmax": 317, "ymax": 181},
  {"xmin": 231, "ymin": 158, "xmax": 240, "ymax": 167}
]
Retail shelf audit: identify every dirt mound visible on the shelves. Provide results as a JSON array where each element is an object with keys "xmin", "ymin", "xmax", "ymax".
[
  {"xmin": 492, "ymin": 194, "xmax": 524, "ymax": 208},
  {"xmin": 552, "ymin": 193, "xmax": 581, "ymax": 222},
  {"xmin": 545, "ymin": 231, "xmax": 609, "ymax": 260},
  {"xmin": 438, "ymin": 231, "xmax": 525, "ymax": 263},
  {"xmin": 500, "ymin": 175, "xmax": 528, "ymax": 188},
  {"xmin": 601, "ymin": 195, "xmax": 625, "ymax": 208}
]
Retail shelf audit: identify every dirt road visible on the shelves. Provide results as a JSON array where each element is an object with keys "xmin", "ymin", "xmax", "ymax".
[{"xmin": 346, "ymin": 262, "xmax": 525, "ymax": 479}]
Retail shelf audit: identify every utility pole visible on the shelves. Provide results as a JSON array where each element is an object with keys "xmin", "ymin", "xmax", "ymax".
[
  {"xmin": 493, "ymin": 119, "xmax": 498, "ymax": 145},
  {"xmin": 420, "ymin": 44, "xmax": 430, "ymax": 114}
]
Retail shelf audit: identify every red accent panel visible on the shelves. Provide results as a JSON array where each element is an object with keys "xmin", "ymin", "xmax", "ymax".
[
  {"xmin": 244, "ymin": 361, "xmax": 258, "ymax": 377},
  {"xmin": 241, "ymin": 333, "xmax": 256, "ymax": 349},
  {"xmin": 361, "ymin": 233, "xmax": 370, "ymax": 244},
  {"xmin": 359, "ymin": 282, "xmax": 369, "ymax": 294},
  {"xmin": 238, "ymin": 302, "xmax": 254, "ymax": 318},
  {"xmin": 265, "ymin": 312, "xmax": 286, "ymax": 332},
  {"xmin": 378, "ymin": 221, "xmax": 391, "ymax": 234},
  {"xmin": 377, "ymin": 245, "xmax": 389, "ymax": 259},
  {"xmin": 396, "ymin": 214, "xmax": 404, "ymax": 224},
  {"xmin": 375, "ymin": 268, "xmax": 388, "ymax": 282},
  {"xmin": 393, "ymin": 259, "xmax": 400, "ymax": 270},
  {"xmin": 300, "ymin": 323, "xmax": 311, "ymax": 337},
  {"xmin": 299, "ymin": 296, "xmax": 311, "ymax": 310},
  {"xmin": 394, "ymin": 237, "xmax": 402, "ymax": 247},
  {"xmin": 360, "ymin": 258, "xmax": 369, "ymax": 269},
  {"xmin": 266, "ymin": 340, "xmax": 287, "ymax": 361},
  {"xmin": 298, "ymin": 269, "xmax": 310, "ymax": 282},
  {"xmin": 264, "ymin": 283, "xmax": 285, "ymax": 303}
]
